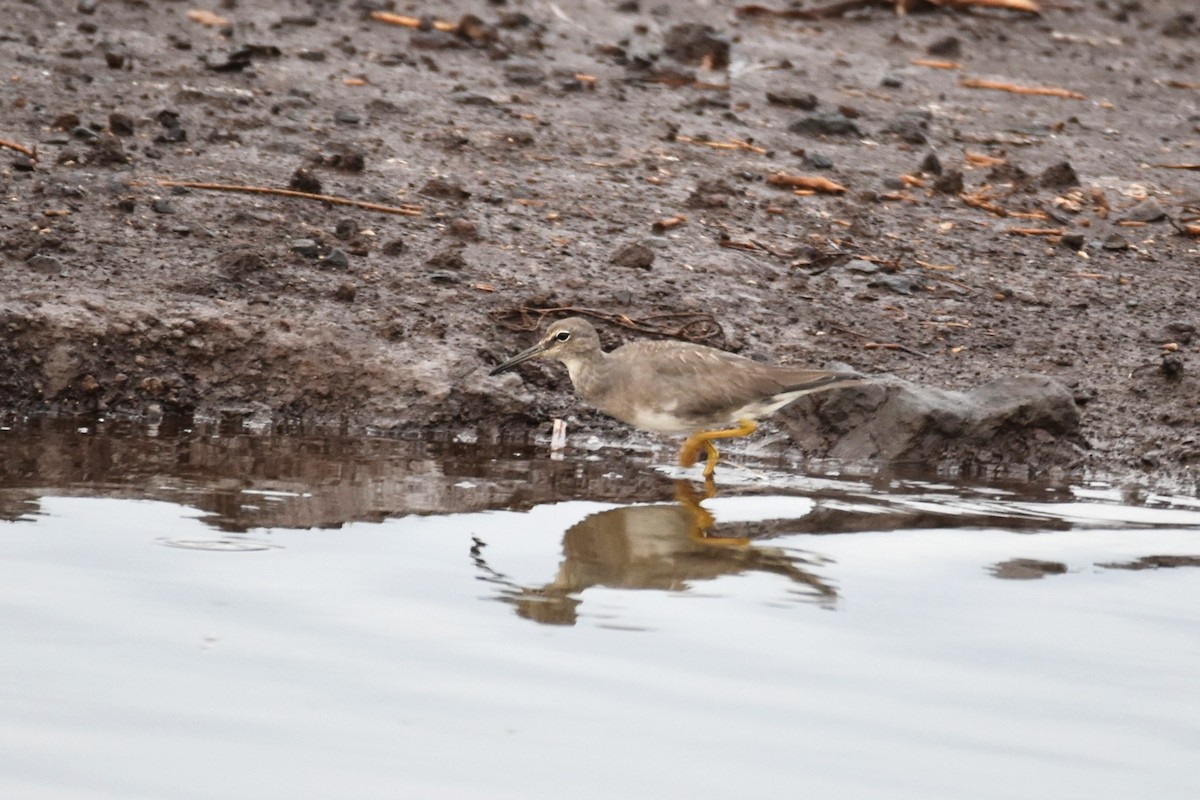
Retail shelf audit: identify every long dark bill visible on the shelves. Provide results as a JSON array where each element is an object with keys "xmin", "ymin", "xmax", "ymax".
[{"xmin": 488, "ymin": 341, "xmax": 549, "ymax": 376}]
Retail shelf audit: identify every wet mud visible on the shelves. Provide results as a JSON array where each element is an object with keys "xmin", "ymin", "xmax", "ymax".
[{"xmin": 2, "ymin": 1, "xmax": 1198, "ymax": 480}]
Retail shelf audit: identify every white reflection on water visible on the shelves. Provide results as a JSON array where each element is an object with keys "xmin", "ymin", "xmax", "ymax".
[{"xmin": 2, "ymin": 495, "xmax": 1199, "ymax": 800}]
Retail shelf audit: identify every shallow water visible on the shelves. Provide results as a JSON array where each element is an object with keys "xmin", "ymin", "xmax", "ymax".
[{"xmin": 2, "ymin": 420, "xmax": 1199, "ymax": 799}]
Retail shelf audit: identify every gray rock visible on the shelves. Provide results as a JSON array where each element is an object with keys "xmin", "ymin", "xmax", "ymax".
[
  {"xmin": 26, "ymin": 254, "xmax": 65, "ymax": 275},
  {"xmin": 611, "ymin": 242, "xmax": 655, "ymax": 270},
  {"xmin": 781, "ymin": 373, "xmax": 1083, "ymax": 463},
  {"xmin": 322, "ymin": 248, "xmax": 350, "ymax": 268},
  {"xmin": 868, "ymin": 274, "xmax": 921, "ymax": 295},
  {"xmin": 844, "ymin": 259, "xmax": 880, "ymax": 274},
  {"xmin": 1118, "ymin": 197, "xmax": 1166, "ymax": 223},
  {"xmin": 290, "ymin": 238, "xmax": 321, "ymax": 257},
  {"xmin": 766, "ymin": 91, "xmax": 818, "ymax": 110},
  {"xmin": 788, "ymin": 113, "xmax": 861, "ymax": 138}
]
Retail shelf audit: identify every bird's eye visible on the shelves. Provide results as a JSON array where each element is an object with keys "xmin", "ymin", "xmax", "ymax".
[{"xmin": 555, "ymin": 331, "xmax": 571, "ymax": 342}]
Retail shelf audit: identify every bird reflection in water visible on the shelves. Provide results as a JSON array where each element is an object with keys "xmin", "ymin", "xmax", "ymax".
[{"xmin": 472, "ymin": 482, "xmax": 837, "ymax": 626}]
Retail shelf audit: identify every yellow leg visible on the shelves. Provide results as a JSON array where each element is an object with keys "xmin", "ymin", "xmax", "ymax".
[{"xmin": 678, "ymin": 419, "xmax": 759, "ymax": 477}]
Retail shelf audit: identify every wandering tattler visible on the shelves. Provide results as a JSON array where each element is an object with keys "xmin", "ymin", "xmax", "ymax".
[{"xmin": 489, "ymin": 317, "xmax": 865, "ymax": 476}]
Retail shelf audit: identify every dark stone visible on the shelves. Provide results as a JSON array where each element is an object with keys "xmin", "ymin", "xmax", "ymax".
[
  {"xmin": 104, "ymin": 50, "xmax": 127, "ymax": 69},
  {"xmin": 845, "ymin": 259, "xmax": 880, "ymax": 274},
  {"xmin": 201, "ymin": 44, "xmax": 282, "ymax": 72},
  {"xmin": 76, "ymin": 0, "xmax": 97, "ymax": 14},
  {"xmin": 445, "ymin": 218, "xmax": 482, "ymax": 241},
  {"xmin": 869, "ymin": 274, "xmax": 922, "ymax": 295},
  {"xmin": 288, "ymin": 167, "xmax": 323, "ymax": 194},
  {"xmin": 449, "ymin": 92, "xmax": 497, "ymax": 106},
  {"xmin": 1102, "ymin": 233, "xmax": 1129, "ymax": 251},
  {"xmin": 325, "ymin": 149, "xmax": 365, "ymax": 172},
  {"xmin": 1061, "ymin": 233, "xmax": 1086, "ymax": 251},
  {"xmin": 334, "ymin": 282, "xmax": 357, "ymax": 302},
  {"xmin": 71, "ymin": 125, "xmax": 98, "ymax": 141},
  {"xmin": 932, "ymin": 170, "xmax": 964, "ymax": 194},
  {"xmin": 926, "ymin": 36, "xmax": 961, "ymax": 57},
  {"xmin": 882, "ymin": 112, "xmax": 930, "ymax": 144},
  {"xmin": 1164, "ymin": 321, "xmax": 1195, "ymax": 345},
  {"xmin": 611, "ymin": 242, "xmax": 655, "ymax": 270},
  {"xmin": 334, "ymin": 107, "xmax": 362, "ymax": 125},
  {"xmin": 297, "ymin": 50, "xmax": 327, "ymax": 62},
  {"xmin": 880, "ymin": 75, "xmax": 903, "ymax": 88},
  {"xmin": 290, "ymin": 238, "xmax": 321, "ymax": 257},
  {"xmin": 427, "ymin": 249, "xmax": 468, "ymax": 270},
  {"xmin": 1040, "ymin": 161, "xmax": 1080, "ymax": 189},
  {"xmin": 1161, "ymin": 353, "xmax": 1184, "ymax": 379},
  {"xmin": 788, "ymin": 113, "xmax": 861, "ymax": 138},
  {"xmin": 334, "ymin": 219, "xmax": 359, "ymax": 240},
  {"xmin": 151, "ymin": 198, "xmax": 175, "ymax": 214},
  {"xmin": 381, "ymin": 238, "xmax": 407, "ymax": 256},
  {"xmin": 1161, "ymin": 13, "xmax": 1197, "ymax": 38},
  {"xmin": 662, "ymin": 23, "xmax": 730, "ymax": 69},
  {"xmin": 322, "ymin": 248, "xmax": 350, "ymax": 268},
  {"xmin": 766, "ymin": 91, "xmax": 818, "ymax": 110},
  {"xmin": 920, "ymin": 151, "xmax": 943, "ymax": 175},
  {"xmin": 805, "ymin": 152, "xmax": 834, "ymax": 169},
  {"xmin": 108, "ymin": 111, "xmax": 135, "ymax": 136},
  {"xmin": 503, "ymin": 62, "xmax": 545, "ymax": 85},
  {"xmin": 420, "ymin": 178, "xmax": 471, "ymax": 201},
  {"xmin": 987, "ymin": 162, "xmax": 1032, "ymax": 186},
  {"xmin": 430, "ymin": 270, "xmax": 462, "ymax": 284}
]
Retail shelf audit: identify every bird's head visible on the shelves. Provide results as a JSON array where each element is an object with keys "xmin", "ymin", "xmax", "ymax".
[{"xmin": 489, "ymin": 317, "xmax": 601, "ymax": 376}]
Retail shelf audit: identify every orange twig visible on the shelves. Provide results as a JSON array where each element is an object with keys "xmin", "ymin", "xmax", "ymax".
[
  {"xmin": 960, "ymin": 77, "xmax": 1085, "ymax": 99},
  {"xmin": 370, "ymin": 11, "xmax": 458, "ymax": 32},
  {"xmin": 935, "ymin": 0, "xmax": 1040, "ymax": 11},
  {"xmin": 675, "ymin": 135, "xmax": 766, "ymax": 154},
  {"xmin": 1007, "ymin": 227, "xmax": 1064, "ymax": 236},
  {"xmin": 144, "ymin": 179, "xmax": 422, "ymax": 216},
  {"xmin": 766, "ymin": 173, "xmax": 847, "ymax": 193},
  {"xmin": 186, "ymin": 10, "xmax": 230, "ymax": 27},
  {"xmin": 1152, "ymin": 163, "xmax": 1200, "ymax": 171},
  {"xmin": 0, "ymin": 138, "xmax": 36, "ymax": 159},
  {"xmin": 911, "ymin": 58, "xmax": 962, "ymax": 70},
  {"xmin": 965, "ymin": 151, "xmax": 1007, "ymax": 167},
  {"xmin": 960, "ymin": 192, "xmax": 1009, "ymax": 217}
]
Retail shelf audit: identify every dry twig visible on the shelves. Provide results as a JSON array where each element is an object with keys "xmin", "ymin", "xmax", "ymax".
[
  {"xmin": 675, "ymin": 135, "xmax": 766, "ymax": 154},
  {"xmin": 0, "ymin": 138, "xmax": 36, "ymax": 159},
  {"xmin": 370, "ymin": 11, "xmax": 457, "ymax": 32},
  {"xmin": 911, "ymin": 58, "xmax": 962, "ymax": 70},
  {"xmin": 141, "ymin": 179, "xmax": 422, "ymax": 216},
  {"xmin": 960, "ymin": 77, "xmax": 1085, "ymax": 99},
  {"xmin": 822, "ymin": 320, "xmax": 928, "ymax": 358},
  {"xmin": 964, "ymin": 151, "xmax": 1007, "ymax": 167},
  {"xmin": 766, "ymin": 173, "xmax": 848, "ymax": 194},
  {"xmin": 1007, "ymin": 227, "xmax": 1064, "ymax": 236},
  {"xmin": 187, "ymin": 10, "xmax": 230, "ymax": 27}
]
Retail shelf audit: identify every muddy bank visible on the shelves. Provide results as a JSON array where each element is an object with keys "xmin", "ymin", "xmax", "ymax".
[{"xmin": 1, "ymin": 0, "xmax": 1197, "ymax": 480}]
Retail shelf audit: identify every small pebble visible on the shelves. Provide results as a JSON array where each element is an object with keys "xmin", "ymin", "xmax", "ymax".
[{"xmin": 290, "ymin": 238, "xmax": 321, "ymax": 257}]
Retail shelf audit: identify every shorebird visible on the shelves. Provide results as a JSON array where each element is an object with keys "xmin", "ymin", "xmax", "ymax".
[{"xmin": 489, "ymin": 317, "xmax": 865, "ymax": 477}]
